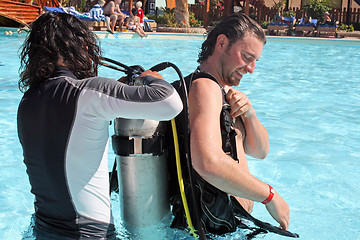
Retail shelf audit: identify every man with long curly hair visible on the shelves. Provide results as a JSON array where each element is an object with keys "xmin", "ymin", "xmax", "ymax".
[{"xmin": 17, "ymin": 11, "xmax": 182, "ymax": 239}]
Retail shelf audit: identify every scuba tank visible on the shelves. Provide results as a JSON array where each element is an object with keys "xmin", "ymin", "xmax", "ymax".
[
  {"xmin": 112, "ymin": 118, "xmax": 169, "ymax": 228},
  {"xmin": 106, "ymin": 61, "xmax": 170, "ymax": 228}
]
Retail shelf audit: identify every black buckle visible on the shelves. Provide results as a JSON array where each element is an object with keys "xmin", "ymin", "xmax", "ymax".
[{"xmin": 112, "ymin": 135, "xmax": 165, "ymax": 156}]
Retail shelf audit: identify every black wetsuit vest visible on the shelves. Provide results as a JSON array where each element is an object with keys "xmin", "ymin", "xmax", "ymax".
[{"xmin": 169, "ymin": 69, "xmax": 240, "ymax": 235}]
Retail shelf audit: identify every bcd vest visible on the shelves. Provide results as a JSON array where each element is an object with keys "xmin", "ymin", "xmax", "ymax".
[{"xmin": 168, "ymin": 69, "xmax": 243, "ymax": 235}]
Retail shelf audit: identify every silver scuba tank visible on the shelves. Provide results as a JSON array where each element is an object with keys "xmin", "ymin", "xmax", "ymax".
[{"xmin": 112, "ymin": 118, "xmax": 170, "ymax": 228}]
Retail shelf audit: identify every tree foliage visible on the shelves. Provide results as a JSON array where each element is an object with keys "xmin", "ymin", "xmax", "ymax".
[
  {"xmin": 302, "ymin": 0, "xmax": 332, "ymax": 20},
  {"xmin": 272, "ymin": 0, "xmax": 285, "ymax": 10}
]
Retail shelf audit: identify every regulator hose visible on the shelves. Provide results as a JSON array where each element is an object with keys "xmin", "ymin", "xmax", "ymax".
[{"xmin": 170, "ymin": 118, "xmax": 198, "ymax": 239}]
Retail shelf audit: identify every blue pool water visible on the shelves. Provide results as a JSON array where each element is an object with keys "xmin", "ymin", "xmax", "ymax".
[{"xmin": 1, "ymin": 29, "xmax": 360, "ymax": 239}]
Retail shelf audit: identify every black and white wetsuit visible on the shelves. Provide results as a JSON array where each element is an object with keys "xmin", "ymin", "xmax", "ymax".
[{"xmin": 17, "ymin": 66, "xmax": 182, "ymax": 239}]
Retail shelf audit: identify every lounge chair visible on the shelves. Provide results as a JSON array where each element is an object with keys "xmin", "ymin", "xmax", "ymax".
[
  {"xmin": 267, "ymin": 17, "xmax": 295, "ymax": 36},
  {"xmin": 317, "ymin": 24, "xmax": 338, "ymax": 38},
  {"xmin": 44, "ymin": 6, "xmax": 100, "ymax": 21},
  {"xmin": 44, "ymin": 6, "xmax": 110, "ymax": 31},
  {"xmin": 295, "ymin": 18, "xmax": 317, "ymax": 36},
  {"xmin": 144, "ymin": 17, "xmax": 156, "ymax": 31},
  {"xmin": 43, "ymin": 6, "xmax": 67, "ymax": 13}
]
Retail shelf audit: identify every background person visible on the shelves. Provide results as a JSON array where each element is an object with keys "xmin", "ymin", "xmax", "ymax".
[
  {"xmin": 321, "ymin": 11, "xmax": 339, "ymax": 25},
  {"xmin": 126, "ymin": 7, "xmax": 147, "ymax": 37},
  {"xmin": 17, "ymin": 11, "xmax": 182, "ymax": 239},
  {"xmin": 302, "ymin": 12, "xmax": 312, "ymax": 24},
  {"xmin": 135, "ymin": 1, "xmax": 144, "ymax": 27},
  {"xmin": 103, "ymin": 0, "xmax": 125, "ymax": 32},
  {"xmin": 89, "ymin": 0, "xmax": 113, "ymax": 33}
]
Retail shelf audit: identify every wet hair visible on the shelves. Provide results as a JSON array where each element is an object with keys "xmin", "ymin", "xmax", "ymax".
[
  {"xmin": 19, "ymin": 11, "xmax": 102, "ymax": 92},
  {"xmin": 198, "ymin": 13, "xmax": 266, "ymax": 64}
]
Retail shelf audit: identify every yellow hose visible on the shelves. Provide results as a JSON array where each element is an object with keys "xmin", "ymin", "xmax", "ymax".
[{"xmin": 171, "ymin": 119, "xmax": 199, "ymax": 239}]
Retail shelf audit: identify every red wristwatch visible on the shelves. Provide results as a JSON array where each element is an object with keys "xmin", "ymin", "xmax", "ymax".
[{"xmin": 262, "ymin": 185, "xmax": 275, "ymax": 204}]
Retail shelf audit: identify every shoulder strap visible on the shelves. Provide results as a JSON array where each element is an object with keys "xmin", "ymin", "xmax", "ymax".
[{"xmin": 186, "ymin": 68, "xmax": 224, "ymax": 95}]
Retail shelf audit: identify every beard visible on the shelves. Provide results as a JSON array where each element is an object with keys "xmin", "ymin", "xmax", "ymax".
[
  {"xmin": 220, "ymin": 47, "xmax": 242, "ymax": 87},
  {"xmin": 228, "ymin": 71, "xmax": 241, "ymax": 86},
  {"xmin": 221, "ymin": 61, "xmax": 242, "ymax": 87}
]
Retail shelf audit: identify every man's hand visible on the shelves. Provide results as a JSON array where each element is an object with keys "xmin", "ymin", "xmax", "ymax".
[
  {"xmin": 139, "ymin": 70, "xmax": 164, "ymax": 80},
  {"xmin": 225, "ymin": 86, "xmax": 269, "ymax": 159},
  {"xmin": 118, "ymin": 76, "xmax": 127, "ymax": 83},
  {"xmin": 265, "ymin": 190, "xmax": 290, "ymax": 230},
  {"xmin": 118, "ymin": 70, "xmax": 164, "ymax": 84},
  {"xmin": 225, "ymin": 87, "xmax": 254, "ymax": 119}
]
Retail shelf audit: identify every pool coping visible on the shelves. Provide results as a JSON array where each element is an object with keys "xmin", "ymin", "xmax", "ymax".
[
  {"xmin": 95, "ymin": 31, "xmax": 207, "ymax": 40},
  {"xmin": 1, "ymin": 26, "xmax": 360, "ymax": 43}
]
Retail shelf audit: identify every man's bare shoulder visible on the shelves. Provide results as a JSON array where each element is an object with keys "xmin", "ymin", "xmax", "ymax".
[
  {"xmin": 189, "ymin": 77, "xmax": 223, "ymax": 111},
  {"xmin": 107, "ymin": 1, "xmax": 115, "ymax": 7},
  {"xmin": 103, "ymin": 2, "xmax": 114, "ymax": 12},
  {"xmin": 190, "ymin": 77, "xmax": 222, "ymax": 95}
]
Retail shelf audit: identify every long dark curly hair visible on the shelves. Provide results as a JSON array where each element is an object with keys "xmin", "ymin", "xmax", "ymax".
[
  {"xmin": 198, "ymin": 13, "xmax": 266, "ymax": 64},
  {"xmin": 19, "ymin": 11, "xmax": 102, "ymax": 92}
]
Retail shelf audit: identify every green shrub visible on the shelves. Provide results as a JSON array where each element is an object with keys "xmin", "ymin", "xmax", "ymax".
[
  {"xmin": 146, "ymin": 8, "xmax": 203, "ymax": 28},
  {"xmin": 78, "ymin": 0, "xmax": 87, "ymax": 12},
  {"xmin": 260, "ymin": 21, "xmax": 269, "ymax": 29},
  {"xmin": 339, "ymin": 23, "xmax": 354, "ymax": 32},
  {"xmin": 189, "ymin": 11, "xmax": 203, "ymax": 27},
  {"xmin": 146, "ymin": 8, "xmax": 176, "ymax": 27},
  {"xmin": 348, "ymin": 24, "xmax": 355, "ymax": 32},
  {"xmin": 146, "ymin": 15, "xmax": 166, "ymax": 25}
]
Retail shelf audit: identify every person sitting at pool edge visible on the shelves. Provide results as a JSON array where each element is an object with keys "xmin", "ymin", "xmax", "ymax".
[
  {"xmin": 125, "ymin": 7, "xmax": 147, "ymax": 37},
  {"xmin": 89, "ymin": 0, "xmax": 113, "ymax": 33},
  {"xmin": 17, "ymin": 11, "xmax": 182, "ymax": 239},
  {"xmin": 171, "ymin": 13, "xmax": 291, "ymax": 234},
  {"xmin": 103, "ymin": 0, "xmax": 126, "ymax": 32}
]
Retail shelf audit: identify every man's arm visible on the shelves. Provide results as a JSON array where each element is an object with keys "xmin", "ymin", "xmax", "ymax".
[
  {"xmin": 115, "ymin": 3, "xmax": 124, "ymax": 17},
  {"xmin": 225, "ymin": 87, "xmax": 269, "ymax": 159},
  {"xmin": 189, "ymin": 78, "xmax": 289, "ymax": 230},
  {"xmin": 109, "ymin": 2, "xmax": 116, "ymax": 15},
  {"xmin": 80, "ymin": 70, "xmax": 182, "ymax": 121},
  {"xmin": 189, "ymin": 78, "xmax": 268, "ymax": 202}
]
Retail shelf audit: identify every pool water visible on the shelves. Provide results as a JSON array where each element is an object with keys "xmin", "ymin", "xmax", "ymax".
[{"xmin": 1, "ymin": 29, "xmax": 360, "ymax": 240}]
